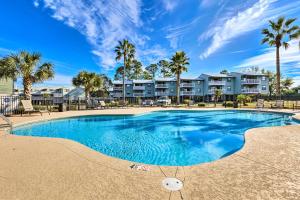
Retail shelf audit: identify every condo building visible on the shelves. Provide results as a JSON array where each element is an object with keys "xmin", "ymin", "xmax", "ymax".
[{"xmin": 110, "ymin": 72, "xmax": 269, "ymax": 102}]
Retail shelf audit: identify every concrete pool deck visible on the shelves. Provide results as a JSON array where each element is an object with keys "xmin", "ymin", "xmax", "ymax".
[{"xmin": 0, "ymin": 108, "xmax": 300, "ymax": 199}]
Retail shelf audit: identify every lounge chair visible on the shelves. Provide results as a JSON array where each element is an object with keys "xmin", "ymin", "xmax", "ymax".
[
  {"xmin": 271, "ymin": 100, "xmax": 284, "ymax": 109},
  {"xmin": 293, "ymin": 101, "xmax": 300, "ymax": 110},
  {"xmin": 86, "ymin": 99, "xmax": 96, "ymax": 109},
  {"xmin": 118, "ymin": 100, "xmax": 128, "ymax": 108},
  {"xmin": 256, "ymin": 99, "xmax": 264, "ymax": 109},
  {"xmin": 99, "ymin": 101, "xmax": 110, "ymax": 109},
  {"xmin": 21, "ymin": 100, "xmax": 50, "ymax": 116}
]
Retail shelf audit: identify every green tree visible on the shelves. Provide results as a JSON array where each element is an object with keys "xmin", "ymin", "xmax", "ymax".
[
  {"xmin": 114, "ymin": 66, "xmax": 124, "ymax": 81},
  {"xmin": 281, "ymin": 77, "xmax": 294, "ymax": 95},
  {"xmin": 146, "ymin": 63, "xmax": 158, "ymax": 79},
  {"xmin": 115, "ymin": 39, "xmax": 135, "ymax": 100},
  {"xmin": 131, "ymin": 59, "xmax": 143, "ymax": 79},
  {"xmin": 170, "ymin": 51, "xmax": 190, "ymax": 104},
  {"xmin": 220, "ymin": 69, "xmax": 228, "ymax": 75},
  {"xmin": 214, "ymin": 89, "xmax": 222, "ymax": 107},
  {"xmin": 237, "ymin": 94, "xmax": 251, "ymax": 107},
  {"xmin": 261, "ymin": 17, "xmax": 299, "ymax": 96},
  {"xmin": 158, "ymin": 60, "xmax": 172, "ymax": 78},
  {"xmin": 72, "ymin": 71, "xmax": 104, "ymax": 100},
  {"xmin": 141, "ymin": 70, "xmax": 152, "ymax": 80},
  {"xmin": 0, "ymin": 51, "xmax": 54, "ymax": 99}
]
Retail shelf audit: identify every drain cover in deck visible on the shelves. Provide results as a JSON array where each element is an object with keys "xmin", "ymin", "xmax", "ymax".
[{"xmin": 162, "ymin": 178, "xmax": 183, "ymax": 191}]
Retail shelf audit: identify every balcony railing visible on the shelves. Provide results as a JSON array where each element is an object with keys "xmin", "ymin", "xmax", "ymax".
[
  {"xmin": 113, "ymin": 93, "xmax": 123, "ymax": 98},
  {"xmin": 180, "ymin": 91, "xmax": 195, "ymax": 96},
  {"xmin": 133, "ymin": 93, "xmax": 145, "ymax": 97},
  {"xmin": 155, "ymin": 92, "xmax": 169, "ymax": 96},
  {"xmin": 241, "ymin": 79, "xmax": 261, "ymax": 84},
  {"xmin": 180, "ymin": 83, "xmax": 195, "ymax": 87},
  {"xmin": 208, "ymin": 81, "xmax": 226, "ymax": 85},
  {"xmin": 241, "ymin": 88, "xmax": 260, "ymax": 93},
  {"xmin": 133, "ymin": 86, "xmax": 145, "ymax": 90},
  {"xmin": 113, "ymin": 87, "xmax": 123, "ymax": 91},
  {"xmin": 208, "ymin": 89, "xmax": 226, "ymax": 94},
  {"xmin": 155, "ymin": 84, "xmax": 168, "ymax": 88}
]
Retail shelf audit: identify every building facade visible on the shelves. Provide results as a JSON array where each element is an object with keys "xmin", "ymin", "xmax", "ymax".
[
  {"xmin": 110, "ymin": 72, "xmax": 269, "ymax": 102},
  {"xmin": 0, "ymin": 78, "xmax": 14, "ymax": 96}
]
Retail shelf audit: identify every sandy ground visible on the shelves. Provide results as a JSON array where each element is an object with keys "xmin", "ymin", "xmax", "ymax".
[{"xmin": 0, "ymin": 107, "xmax": 300, "ymax": 200}]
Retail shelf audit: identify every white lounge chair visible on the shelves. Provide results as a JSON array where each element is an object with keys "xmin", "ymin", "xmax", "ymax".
[
  {"xmin": 293, "ymin": 101, "xmax": 300, "ymax": 110},
  {"xmin": 21, "ymin": 100, "xmax": 50, "ymax": 116},
  {"xmin": 271, "ymin": 100, "xmax": 284, "ymax": 109},
  {"xmin": 256, "ymin": 99, "xmax": 264, "ymax": 109}
]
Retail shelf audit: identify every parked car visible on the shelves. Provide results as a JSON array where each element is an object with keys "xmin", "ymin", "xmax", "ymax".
[
  {"xmin": 156, "ymin": 96, "xmax": 171, "ymax": 106},
  {"xmin": 142, "ymin": 100, "xmax": 154, "ymax": 106}
]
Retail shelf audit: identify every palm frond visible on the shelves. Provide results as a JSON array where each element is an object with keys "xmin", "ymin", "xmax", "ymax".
[
  {"xmin": 282, "ymin": 42, "xmax": 290, "ymax": 50},
  {"xmin": 285, "ymin": 18, "xmax": 296, "ymax": 27}
]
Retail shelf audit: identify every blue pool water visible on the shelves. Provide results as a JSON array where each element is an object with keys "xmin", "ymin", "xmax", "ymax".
[{"xmin": 13, "ymin": 110, "xmax": 298, "ymax": 166}]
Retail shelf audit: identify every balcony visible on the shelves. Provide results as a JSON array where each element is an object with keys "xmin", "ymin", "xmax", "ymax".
[
  {"xmin": 208, "ymin": 89, "xmax": 226, "ymax": 94},
  {"xmin": 114, "ymin": 93, "xmax": 123, "ymax": 98},
  {"xmin": 241, "ymin": 88, "xmax": 260, "ymax": 94},
  {"xmin": 180, "ymin": 91, "xmax": 195, "ymax": 96},
  {"xmin": 133, "ymin": 93, "xmax": 145, "ymax": 97},
  {"xmin": 180, "ymin": 83, "xmax": 195, "ymax": 87},
  {"xmin": 208, "ymin": 81, "xmax": 226, "ymax": 85},
  {"xmin": 155, "ymin": 92, "xmax": 169, "ymax": 96},
  {"xmin": 155, "ymin": 84, "xmax": 168, "ymax": 88},
  {"xmin": 241, "ymin": 79, "xmax": 261, "ymax": 84},
  {"xmin": 133, "ymin": 86, "xmax": 145, "ymax": 90},
  {"xmin": 113, "ymin": 87, "xmax": 123, "ymax": 91}
]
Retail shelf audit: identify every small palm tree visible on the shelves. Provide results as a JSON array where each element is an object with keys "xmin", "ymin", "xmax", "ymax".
[
  {"xmin": 115, "ymin": 39, "xmax": 135, "ymax": 100},
  {"xmin": 0, "ymin": 51, "xmax": 54, "ymax": 99},
  {"xmin": 170, "ymin": 51, "xmax": 190, "ymax": 104},
  {"xmin": 261, "ymin": 17, "xmax": 299, "ymax": 96},
  {"xmin": 72, "ymin": 71, "xmax": 104, "ymax": 100},
  {"xmin": 214, "ymin": 89, "xmax": 222, "ymax": 107},
  {"xmin": 146, "ymin": 64, "xmax": 158, "ymax": 79}
]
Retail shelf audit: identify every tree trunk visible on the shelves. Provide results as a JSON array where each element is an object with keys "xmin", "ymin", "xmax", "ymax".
[
  {"xmin": 123, "ymin": 54, "xmax": 126, "ymax": 101},
  {"xmin": 276, "ymin": 46, "xmax": 281, "ymax": 97},
  {"xmin": 23, "ymin": 77, "xmax": 32, "ymax": 100},
  {"xmin": 176, "ymin": 73, "xmax": 180, "ymax": 105}
]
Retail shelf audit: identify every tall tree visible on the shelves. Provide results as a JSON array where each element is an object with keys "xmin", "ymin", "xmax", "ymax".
[
  {"xmin": 158, "ymin": 60, "xmax": 172, "ymax": 78},
  {"xmin": 261, "ymin": 17, "xmax": 299, "ymax": 96},
  {"xmin": 131, "ymin": 59, "xmax": 143, "ymax": 79},
  {"xmin": 72, "ymin": 71, "xmax": 104, "ymax": 100},
  {"xmin": 142, "ymin": 70, "xmax": 152, "ymax": 80},
  {"xmin": 214, "ymin": 89, "xmax": 222, "ymax": 107},
  {"xmin": 115, "ymin": 39, "xmax": 135, "ymax": 100},
  {"xmin": 170, "ymin": 51, "xmax": 190, "ymax": 104},
  {"xmin": 114, "ymin": 66, "xmax": 124, "ymax": 81},
  {"xmin": 0, "ymin": 51, "xmax": 54, "ymax": 99},
  {"xmin": 146, "ymin": 63, "xmax": 158, "ymax": 79},
  {"xmin": 220, "ymin": 69, "xmax": 228, "ymax": 75}
]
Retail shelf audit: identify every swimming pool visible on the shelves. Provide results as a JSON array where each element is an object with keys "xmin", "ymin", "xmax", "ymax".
[{"xmin": 13, "ymin": 110, "xmax": 298, "ymax": 166}]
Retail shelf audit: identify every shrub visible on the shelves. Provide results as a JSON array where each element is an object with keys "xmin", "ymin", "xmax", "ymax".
[
  {"xmin": 183, "ymin": 99, "xmax": 190, "ymax": 105},
  {"xmin": 198, "ymin": 103, "xmax": 206, "ymax": 107},
  {"xmin": 223, "ymin": 101, "xmax": 234, "ymax": 107}
]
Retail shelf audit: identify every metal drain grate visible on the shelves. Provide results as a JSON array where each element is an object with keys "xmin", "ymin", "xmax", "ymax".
[{"xmin": 162, "ymin": 178, "xmax": 183, "ymax": 191}]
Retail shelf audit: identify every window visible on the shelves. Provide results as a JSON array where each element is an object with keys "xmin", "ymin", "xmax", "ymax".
[
  {"xmin": 262, "ymin": 85, "xmax": 266, "ymax": 90},
  {"xmin": 147, "ymin": 91, "xmax": 151, "ymax": 95},
  {"xmin": 262, "ymin": 76, "xmax": 266, "ymax": 81},
  {"xmin": 127, "ymin": 85, "xmax": 130, "ymax": 87},
  {"xmin": 227, "ymin": 86, "xmax": 231, "ymax": 91},
  {"xmin": 198, "ymin": 89, "xmax": 201, "ymax": 92},
  {"xmin": 197, "ymin": 81, "xmax": 201, "ymax": 84},
  {"xmin": 227, "ymin": 78, "xmax": 231, "ymax": 82}
]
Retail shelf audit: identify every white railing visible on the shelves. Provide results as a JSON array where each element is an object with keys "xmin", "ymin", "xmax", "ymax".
[
  {"xmin": 208, "ymin": 89, "xmax": 226, "ymax": 94},
  {"xmin": 155, "ymin": 92, "xmax": 169, "ymax": 96},
  {"xmin": 113, "ymin": 87, "xmax": 123, "ymax": 91},
  {"xmin": 180, "ymin": 91, "xmax": 195, "ymax": 95},
  {"xmin": 133, "ymin": 86, "xmax": 145, "ymax": 90},
  {"xmin": 241, "ymin": 89, "xmax": 260, "ymax": 93},
  {"xmin": 241, "ymin": 79, "xmax": 261, "ymax": 84},
  {"xmin": 155, "ymin": 84, "xmax": 168, "ymax": 88},
  {"xmin": 180, "ymin": 83, "xmax": 195, "ymax": 87},
  {"xmin": 133, "ymin": 93, "xmax": 145, "ymax": 97},
  {"xmin": 114, "ymin": 93, "xmax": 123, "ymax": 98},
  {"xmin": 208, "ymin": 81, "xmax": 226, "ymax": 85}
]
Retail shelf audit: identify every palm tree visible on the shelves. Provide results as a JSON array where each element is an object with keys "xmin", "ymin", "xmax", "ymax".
[
  {"xmin": 146, "ymin": 64, "xmax": 158, "ymax": 79},
  {"xmin": 261, "ymin": 17, "xmax": 299, "ymax": 96},
  {"xmin": 214, "ymin": 89, "xmax": 222, "ymax": 107},
  {"xmin": 170, "ymin": 51, "xmax": 190, "ymax": 104},
  {"xmin": 72, "ymin": 71, "xmax": 104, "ymax": 100},
  {"xmin": 114, "ymin": 39, "xmax": 135, "ymax": 100},
  {"xmin": 0, "ymin": 51, "xmax": 54, "ymax": 99}
]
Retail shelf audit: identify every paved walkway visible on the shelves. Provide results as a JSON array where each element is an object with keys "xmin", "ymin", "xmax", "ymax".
[{"xmin": 0, "ymin": 108, "xmax": 299, "ymax": 199}]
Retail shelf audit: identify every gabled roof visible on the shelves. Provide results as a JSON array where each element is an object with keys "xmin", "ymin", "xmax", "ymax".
[{"xmin": 200, "ymin": 73, "xmax": 234, "ymax": 78}]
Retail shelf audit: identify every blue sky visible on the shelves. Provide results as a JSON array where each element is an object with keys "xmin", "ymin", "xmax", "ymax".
[{"xmin": 0, "ymin": 0, "xmax": 300, "ymax": 87}]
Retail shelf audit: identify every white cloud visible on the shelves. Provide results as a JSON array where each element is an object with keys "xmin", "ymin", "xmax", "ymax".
[
  {"xmin": 162, "ymin": 0, "xmax": 179, "ymax": 12},
  {"xmin": 33, "ymin": 0, "xmax": 39, "ymax": 7},
  {"xmin": 199, "ymin": 0, "xmax": 300, "ymax": 59},
  {"xmin": 236, "ymin": 40, "xmax": 300, "ymax": 87},
  {"xmin": 137, "ymin": 45, "xmax": 168, "ymax": 65},
  {"xmin": 38, "ymin": 0, "xmax": 144, "ymax": 70}
]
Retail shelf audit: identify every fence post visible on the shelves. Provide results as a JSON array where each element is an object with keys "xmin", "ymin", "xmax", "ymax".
[{"xmin": 78, "ymin": 97, "xmax": 80, "ymax": 110}]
